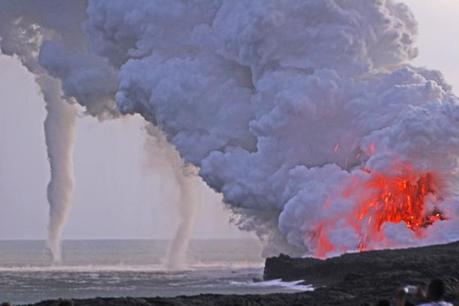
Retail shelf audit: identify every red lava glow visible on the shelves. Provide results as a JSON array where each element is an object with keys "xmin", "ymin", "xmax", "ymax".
[{"xmin": 314, "ymin": 163, "xmax": 446, "ymax": 258}]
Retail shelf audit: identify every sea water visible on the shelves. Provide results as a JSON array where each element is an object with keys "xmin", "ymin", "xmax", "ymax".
[{"xmin": 0, "ymin": 239, "xmax": 312, "ymax": 304}]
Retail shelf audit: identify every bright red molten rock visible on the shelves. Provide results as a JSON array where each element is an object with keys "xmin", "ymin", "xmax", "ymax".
[
  {"xmin": 354, "ymin": 167, "xmax": 445, "ymax": 250},
  {"xmin": 315, "ymin": 163, "xmax": 446, "ymax": 257}
]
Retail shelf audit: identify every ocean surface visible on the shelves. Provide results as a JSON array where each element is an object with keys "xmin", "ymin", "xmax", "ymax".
[{"xmin": 0, "ymin": 239, "xmax": 312, "ymax": 304}]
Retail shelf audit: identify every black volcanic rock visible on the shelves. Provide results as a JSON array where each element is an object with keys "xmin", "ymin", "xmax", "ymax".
[
  {"xmin": 26, "ymin": 241, "xmax": 459, "ymax": 306},
  {"xmin": 264, "ymin": 241, "xmax": 459, "ymax": 304}
]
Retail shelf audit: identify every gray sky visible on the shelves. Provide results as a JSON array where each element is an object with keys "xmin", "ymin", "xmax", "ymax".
[{"xmin": 0, "ymin": 0, "xmax": 458, "ymax": 240}]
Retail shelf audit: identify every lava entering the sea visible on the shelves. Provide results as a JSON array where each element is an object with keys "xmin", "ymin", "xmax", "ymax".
[{"xmin": 314, "ymin": 163, "xmax": 446, "ymax": 258}]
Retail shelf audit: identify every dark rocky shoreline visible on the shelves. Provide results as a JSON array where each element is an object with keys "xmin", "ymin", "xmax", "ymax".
[{"xmin": 27, "ymin": 241, "xmax": 459, "ymax": 306}]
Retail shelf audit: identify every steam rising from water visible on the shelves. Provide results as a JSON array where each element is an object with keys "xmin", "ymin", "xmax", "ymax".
[{"xmin": 2, "ymin": 0, "xmax": 459, "ymax": 258}]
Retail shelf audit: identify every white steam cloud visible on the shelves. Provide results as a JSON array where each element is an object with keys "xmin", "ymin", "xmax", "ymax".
[{"xmin": 2, "ymin": 0, "xmax": 459, "ymax": 258}]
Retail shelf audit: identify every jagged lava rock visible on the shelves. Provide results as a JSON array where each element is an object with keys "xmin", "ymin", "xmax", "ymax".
[{"xmin": 264, "ymin": 241, "xmax": 459, "ymax": 302}]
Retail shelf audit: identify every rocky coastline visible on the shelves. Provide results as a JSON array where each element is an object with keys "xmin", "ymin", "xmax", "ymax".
[{"xmin": 27, "ymin": 241, "xmax": 459, "ymax": 306}]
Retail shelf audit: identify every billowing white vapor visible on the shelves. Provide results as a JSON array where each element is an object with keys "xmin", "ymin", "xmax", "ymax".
[{"xmin": 2, "ymin": 0, "xmax": 459, "ymax": 258}]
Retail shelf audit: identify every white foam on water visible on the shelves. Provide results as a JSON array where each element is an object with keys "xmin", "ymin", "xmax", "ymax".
[
  {"xmin": 189, "ymin": 261, "xmax": 264, "ymax": 270},
  {"xmin": 230, "ymin": 279, "xmax": 314, "ymax": 292}
]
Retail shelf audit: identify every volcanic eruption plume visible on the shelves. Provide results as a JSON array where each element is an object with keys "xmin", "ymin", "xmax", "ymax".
[
  {"xmin": 2, "ymin": 0, "xmax": 459, "ymax": 258},
  {"xmin": 103, "ymin": 0, "xmax": 459, "ymax": 257}
]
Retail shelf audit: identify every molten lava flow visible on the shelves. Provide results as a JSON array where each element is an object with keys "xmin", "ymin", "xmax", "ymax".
[
  {"xmin": 355, "ymin": 166, "xmax": 446, "ymax": 251},
  {"xmin": 365, "ymin": 172, "xmax": 433, "ymax": 228},
  {"xmin": 314, "ymin": 163, "xmax": 445, "ymax": 258},
  {"xmin": 314, "ymin": 224, "xmax": 335, "ymax": 258}
]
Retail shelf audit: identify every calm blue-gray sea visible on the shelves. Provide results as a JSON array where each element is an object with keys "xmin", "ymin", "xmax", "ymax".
[{"xmin": 0, "ymin": 239, "xmax": 312, "ymax": 304}]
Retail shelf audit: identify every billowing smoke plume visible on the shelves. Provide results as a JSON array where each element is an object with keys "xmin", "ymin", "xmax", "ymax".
[
  {"xmin": 144, "ymin": 125, "xmax": 198, "ymax": 270},
  {"xmin": 94, "ymin": 0, "xmax": 459, "ymax": 256},
  {"xmin": 2, "ymin": 0, "xmax": 459, "ymax": 258}
]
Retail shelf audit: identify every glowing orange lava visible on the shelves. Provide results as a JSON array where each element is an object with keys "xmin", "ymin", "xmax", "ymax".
[
  {"xmin": 365, "ymin": 172, "xmax": 432, "ymax": 229},
  {"xmin": 314, "ymin": 163, "xmax": 445, "ymax": 257},
  {"xmin": 314, "ymin": 223, "xmax": 335, "ymax": 258}
]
